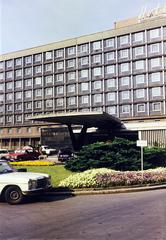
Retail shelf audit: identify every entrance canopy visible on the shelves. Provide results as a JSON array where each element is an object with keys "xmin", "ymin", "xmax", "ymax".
[
  {"xmin": 29, "ymin": 111, "xmax": 124, "ymax": 129},
  {"xmin": 29, "ymin": 112, "xmax": 126, "ymax": 150}
]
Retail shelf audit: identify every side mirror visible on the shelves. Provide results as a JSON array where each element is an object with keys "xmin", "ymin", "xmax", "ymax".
[{"xmin": 17, "ymin": 168, "xmax": 27, "ymax": 172}]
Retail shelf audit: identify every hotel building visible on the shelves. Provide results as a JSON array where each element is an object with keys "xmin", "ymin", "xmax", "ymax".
[{"xmin": 0, "ymin": 8, "xmax": 166, "ymax": 149}]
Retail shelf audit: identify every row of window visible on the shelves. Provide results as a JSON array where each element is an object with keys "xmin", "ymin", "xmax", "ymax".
[
  {"xmin": 1, "ymin": 41, "xmax": 166, "ymax": 72},
  {"xmin": 0, "ymin": 72, "xmax": 165, "ymax": 92},
  {"xmin": 1, "ymin": 27, "xmax": 165, "ymax": 70},
  {"xmin": 1, "ymin": 57, "xmax": 165, "ymax": 81},
  {"xmin": 0, "ymin": 85, "xmax": 165, "ymax": 103},
  {"xmin": 0, "ymin": 127, "xmax": 40, "ymax": 134},
  {"xmin": 0, "ymin": 101, "xmax": 164, "ymax": 125}
]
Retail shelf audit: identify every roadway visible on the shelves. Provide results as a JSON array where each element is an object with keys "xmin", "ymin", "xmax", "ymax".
[{"xmin": 0, "ymin": 189, "xmax": 165, "ymax": 240}]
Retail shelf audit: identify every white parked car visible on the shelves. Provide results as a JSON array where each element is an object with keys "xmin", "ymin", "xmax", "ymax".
[
  {"xmin": 41, "ymin": 145, "xmax": 56, "ymax": 155},
  {"xmin": 0, "ymin": 149, "xmax": 9, "ymax": 160},
  {"xmin": 0, "ymin": 160, "xmax": 51, "ymax": 204}
]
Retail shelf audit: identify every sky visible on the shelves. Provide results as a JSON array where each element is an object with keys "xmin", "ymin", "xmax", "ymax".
[{"xmin": 0, "ymin": 0, "xmax": 166, "ymax": 54}]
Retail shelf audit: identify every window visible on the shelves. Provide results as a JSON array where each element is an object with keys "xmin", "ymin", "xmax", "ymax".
[
  {"xmin": 45, "ymin": 64, "xmax": 52, "ymax": 72},
  {"xmin": 25, "ymin": 102, "xmax": 32, "ymax": 109},
  {"xmin": 67, "ymin": 84, "xmax": 75, "ymax": 93},
  {"xmin": 120, "ymin": 35, "xmax": 128, "ymax": 45},
  {"xmin": 66, "ymin": 72, "xmax": 75, "ymax": 82},
  {"xmin": 134, "ymin": 32, "xmax": 144, "ymax": 42},
  {"xmin": 35, "ymin": 89, "xmax": 42, "ymax": 97},
  {"xmin": 105, "ymin": 38, "xmax": 114, "ymax": 48},
  {"xmin": 56, "ymin": 49, "xmax": 63, "ymax": 58},
  {"xmin": 45, "ymin": 88, "xmax": 53, "ymax": 96},
  {"xmin": 151, "ymin": 58, "xmax": 160, "ymax": 68},
  {"xmin": 34, "ymin": 65, "xmax": 42, "ymax": 74},
  {"xmin": 152, "ymin": 87, "xmax": 161, "ymax": 97},
  {"xmin": 136, "ymin": 89, "xmax": 145, "ymax": 98},
  {"xmin": 81, "ymin": 57, "xmax": 88, "ymax": 65},
  {"xmin": 45, "ymin": 51, "xmax": 52, "ymax": 60},
  {"xmin": 149, "ymin": 28, "xmax": 160, "ymax": 39},
  {"xmin": 94, "ymin": 67, "xmax": 102, "ymax": 76},
  {"xmin": 16, "ymin": 115, "xmax": 22, "ymax": 122},
  {"xmin": 0, "ymin": 94, "xmax": 4, "ymax": 102},
  {"xmin": 34, "ymin": 54, "xmax": 42, "ymax": 62},
  {"xmin": 45, "ymin": 75, "xmax": 53, "ymax": 84},
  {"xmin": 46, "ymin": 99, "xmax": 53, "ymax": 107},
  {"xmin": 0, "ymin": 84, "xmax": 4, "ymax": 91},
  {"xmin": 57, "ymin": 61, "xmax": 64, "ymax": 70},
  {"xmin": 106, "ymin": 79, "xmax": 116, "ymax": 88},
  {"xmin": 79, "ymin": 44, "xmax": 88, "ymax": 53},
  {"xmin": 150, "ymin": 43, "xmax": 160, "ymax": 53},
  {"xmin": 0, "ymin": 62, "xmax": 3, "ymax": 70},
  {"xmin": 25, "ymin": 56, "xmax": 32, "ymax": 64},
  {"xmin": 135, "ymin": 74, "xmax": 145, "ymax": 84},
  {"xmin": 151, "ymin": 72, "xmax": 161, "ymax": 82},
  {"xmin": 15, "ymin": 92, "xmax": 22, "ymax": 100},
  {"xmin": 81, "ymin": 95, "xmax": 89, "ymax": 104},
  {"xmin": 68, "ymin": 97, "xmax": 76, "ymax": 105},
  {"xmin": 0, "ymin": 73, "xmax": 4, "ymax": 81},
  {"xmin": 15, "ymin": 69, "xmax": 22, "ymax": 77},
  {"xmin": 6, "ymin": 93, "xmax": 13, "ymax": 101},
  {"xmin": 135, "ymin": 60, "xmax": 144, "ymax": 70},
  {"xmin": 35, "ymin": 101, "xmax": 42, "ymax": 108},
  {"xmin": 6, "ymin": 82, "xmax": 13, "ymax": 90},
  {"xmin": 120, "ymin": 63, "xmax": 129, "ymax": 72},
  {"xmin": 93, "ymin": 55, "xmax": 101, "ymax": 63},
  {"xmin": 120, "ymin": 77, "xmax": 129, "ymax": 86},
  {"xmin": 94, "ymin": 81, "xmax": 102, "ymax": 90},
  {"xmin": 80, "ymin": 69, "xmax": 88, "ymax": 78},
  {"xmin": 27, "ymin": 127, "xmax": 32, "ymax": 133},
  {"xmin": 94, "ymin": 94, "xmax": 102, "ymax": 103},
  {"xmin": 17, "ymin": 128, "xmax": 21, "ymax": 134},
  {"xmin": 24, "ymin": 68, "xmax": 32, "ymax": 76},
  {"xmin": 122, "ymin": 91, "xmax": 130, "ymax": 99},
  {"xmin": 6, "ymin": 116, "xmax": 12, "ymax": 123},
  {"xmin": 6, "ymin": 60, "xmax": 13, "ymax": 68},
  {"xmin": 93, "ymin": 41, "xmax": 101, "ymax": 50},
  {"xmin": 6, "ymin": 71, "xmax": 13, "ymax": 79},
  {"xmin": 15, "ymin": 80, "xmax": 22, "ymax": 88},
  {"xmin": 15, "ymin": 103, "xmax": 22, "ymax": 110},
  {"xmin": 122, "ymin": 105, "xmax": 130, "ymax": 113},
  {"xmin": 8, "ymin": 128, "xmax": 13, "ymax": 134},
  {"xmin": 25, "ymin": 90, "xmax": 32, "ymax": 98},
  {"xmin": 57, "ymin": 86, "xmax": 64, "ymax": 95},
  {"xmin": 25, "ymin": 79, "xmax": 32, "ymax": 87},
  {"xmin": 107, "ymin": 92, "xmax": 116, "ymax": 101},
  {"xmin": 106, "ymin": 65, "xmax": 115, "ymax": 74},
  {"xmin": 119, "ymin": 49, "xmax": 129, "ymax": 58},
  {"xmin": 15, "ymin": 58, "xmax": 22, "ymax": 66},
  {"xmin": 57, "ymin": 98, "xmax": 64, "ymax": 106},
  {"xmin": 6, "ymin": 105, "xmax": 12, "ymax": 112},
  {"xmin": 67, "ymin": 59, "xmax": 75, "ymax": 68},
  {"xmin": 56, "ymin": 73, "xmax": 64, "ymax": 82},
  {"xmin": 137, "ymin": 104, "xmax": 145, "ymax": 112},
  {"xmin": 134, "ymin": 46, "xmax": 144, "ymax": 56},
  {"xmin": 34, "ymin": 77, "xmax": 42, "ymax": 85},
  {"xmin": 107, "ymin": 106, "xmax": 116, "ymax": 114},
  {"xmin": 152, "ymin": 102, "xmax": 161, "ymax": 111},
  {"xmin": 106, "ymin": 52, "xmax": 115, "ymax": 61},
  {"xmin": 81, "ymin": 82, "xmax": 89, "ymax": 91},
  {"xmin": 68, "ymin": 47, "xmax": 75, "ymax": 55}
]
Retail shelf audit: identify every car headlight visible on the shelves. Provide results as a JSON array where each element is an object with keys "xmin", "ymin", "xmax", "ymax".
[{"xmin": 28, "ymin": 179, "xmax": 37, "ymax": 190}]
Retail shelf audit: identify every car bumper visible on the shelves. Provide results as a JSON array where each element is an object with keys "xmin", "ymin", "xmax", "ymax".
[{"xmin": 23, "ymin": 186, "xmax": 52, "ymax": 196}]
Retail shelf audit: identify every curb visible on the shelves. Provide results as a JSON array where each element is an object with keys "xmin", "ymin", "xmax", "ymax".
[{"xmin": 46, "ymin": 184, "xmax": 166, "ymax": 196}]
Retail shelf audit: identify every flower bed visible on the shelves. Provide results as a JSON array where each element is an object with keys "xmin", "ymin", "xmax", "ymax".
[
  {"xmin": 59, "ymin": 168, "xmax": 166, "ymax": 188},
  {"xmin": 11, "ymin": 160, "xmax": 55, "ymax": 166}
]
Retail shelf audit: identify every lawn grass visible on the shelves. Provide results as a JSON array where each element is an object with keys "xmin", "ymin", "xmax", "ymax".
[{"xmin": 15, "ymin": 165, "xmax": 74, "ymax": 187}]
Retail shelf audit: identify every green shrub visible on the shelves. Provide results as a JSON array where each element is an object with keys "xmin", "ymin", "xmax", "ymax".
[{"xmin": 65, "ymin": 138, "xmax": 166, "ymax": 172}]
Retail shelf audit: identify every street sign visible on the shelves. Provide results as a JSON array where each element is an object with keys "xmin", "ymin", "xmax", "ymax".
[{"xmin": 136, "ymin": 140, "xmax": 147, "ymax": 147}]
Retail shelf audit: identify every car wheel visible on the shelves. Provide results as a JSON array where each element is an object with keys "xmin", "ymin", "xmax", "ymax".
[{"xmin": 4, "ymin": 186, "xmax": 23, "ymax": 205}]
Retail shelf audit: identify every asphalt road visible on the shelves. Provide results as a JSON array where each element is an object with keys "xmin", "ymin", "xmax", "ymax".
[{"xmin": 0, "ymin": 189, "xmax": 166, "ymax": 240}]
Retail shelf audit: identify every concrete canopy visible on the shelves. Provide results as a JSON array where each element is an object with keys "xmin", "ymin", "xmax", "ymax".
[{"xmin": 29, "ymin": 111, "xmax": 124, "ymax": 129}]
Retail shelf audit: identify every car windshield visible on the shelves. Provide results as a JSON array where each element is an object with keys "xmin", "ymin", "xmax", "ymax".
[
  {"xmin": 0, "ymin": 162, "xmax": 15, "ymax": 174},
  {"xmin": 0, "ymin": 150, "xmax": 8, "ymax": 154},
  {"xmin": 15, "ymin": 150, "xmax": 26, "ymax": 154}
]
